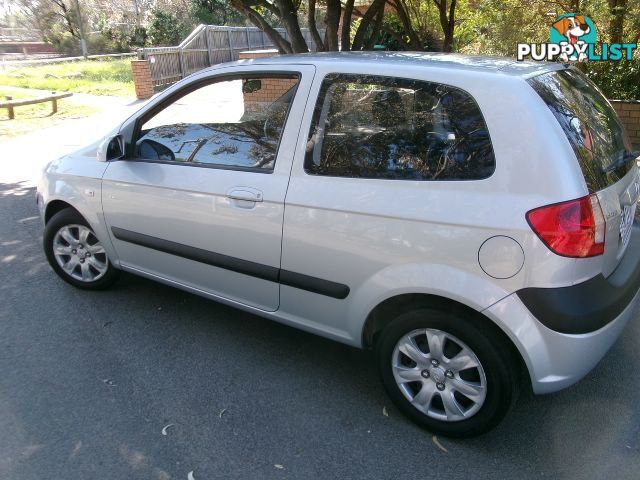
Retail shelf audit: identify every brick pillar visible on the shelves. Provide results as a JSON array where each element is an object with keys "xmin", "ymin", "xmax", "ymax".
[{"xmin": 131, "ymin": 59, "xmax": 154, "ymax": 100}]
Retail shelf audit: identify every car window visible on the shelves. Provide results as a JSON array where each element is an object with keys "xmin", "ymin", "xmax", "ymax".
[
  {"xmin": 136, "ymin": 75, "xmax": 299, "ymax": 170},
  {"xmin": 305, "ymin": 74, "xmax": 495, "ymax": 181},
  {"xmin": 528, "ymin": 69, "xmax": 634, "ymax": 192}
]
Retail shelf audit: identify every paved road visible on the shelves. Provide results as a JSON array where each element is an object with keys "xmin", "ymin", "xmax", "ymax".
[{"xmin": 1, "ymin": 111, "xmax": 639, "ymax": 479}]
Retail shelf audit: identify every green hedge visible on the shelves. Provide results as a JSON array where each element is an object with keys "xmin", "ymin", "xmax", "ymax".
[{"xmin": 583, "ymin": 60, "xmax": 640, "ymax": 101}]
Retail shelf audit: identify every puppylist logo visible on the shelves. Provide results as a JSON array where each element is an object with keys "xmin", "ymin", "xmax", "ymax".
[{"xmin": 517, "ymin": 13, "xmax": 637, "ymax": 62}]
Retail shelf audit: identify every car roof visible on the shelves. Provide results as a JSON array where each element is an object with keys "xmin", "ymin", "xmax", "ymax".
[{"xmin": 226, "ymin": 51, "xmax": 566, "ymax": 78}]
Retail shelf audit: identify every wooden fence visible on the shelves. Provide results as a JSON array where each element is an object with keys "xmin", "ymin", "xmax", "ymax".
[
  {"xmin": 1, "ymin": 92, "xmax": 72, "ymax": 119},
  {"xmin": 137, "ymin": 25, "xmax": 324, "ymax": 90}
]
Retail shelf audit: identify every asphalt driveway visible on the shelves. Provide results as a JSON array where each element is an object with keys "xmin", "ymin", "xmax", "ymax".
[{"xmin": 1, "ymin": 112, "xmax": 639, "ymax": 479}]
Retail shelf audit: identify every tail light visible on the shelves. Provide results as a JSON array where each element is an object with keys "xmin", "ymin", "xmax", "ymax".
[{"xmin": 526, "ymin": 194, "xmax": 605, "ymax": 258}]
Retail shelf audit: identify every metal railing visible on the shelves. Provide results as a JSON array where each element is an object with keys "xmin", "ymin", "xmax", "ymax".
[{"xmin": 138, "ymin": 25, "xmax": 324, "ymax": 89}]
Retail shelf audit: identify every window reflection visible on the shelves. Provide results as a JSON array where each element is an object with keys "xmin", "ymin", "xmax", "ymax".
[
  {"xmin": 137, "ymin": 76, "xmax": 299, "ymax": 170},
  {"xmin": 305, "ymin": 74, "xmax": 496, "ymax": 181},
  {"xmin": 528, "ymin": 70, "xmax": 632, "ymax": 192}
]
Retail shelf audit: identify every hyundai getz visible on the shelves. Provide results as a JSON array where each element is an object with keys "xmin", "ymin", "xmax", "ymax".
[{"xmin": 37, "ymin": 53, "xmax": 640, "ymax": 437}]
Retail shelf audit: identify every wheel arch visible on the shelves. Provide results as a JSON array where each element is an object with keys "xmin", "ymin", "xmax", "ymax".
[
  {"xmin": 45, "ymin": 199, "xmax": 81, "ymax": 224},
  {"xmin": 362, "ymin": 293, "xmax": 528, "ymax": 384}
]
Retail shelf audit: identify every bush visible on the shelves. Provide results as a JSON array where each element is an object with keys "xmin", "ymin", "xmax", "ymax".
[
  {"xmin": 147, "ymin": 9, "xmax": 191, "ymax": 46},
  {"xmin": 584, "ymin": 60, "xmax": 640, "ymax": 101},
  {"xmin": 97, "ymin": 16, "xmax": 147, "ymax": 52}
]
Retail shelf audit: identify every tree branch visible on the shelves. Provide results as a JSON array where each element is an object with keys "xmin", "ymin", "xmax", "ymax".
[
  {"xmin": 307, "ymin": 0, "xmax": 325, "ymax": 51},
  {"xmin": 230, "ymin": 0, "xmax": 293, "ymax": 53},
  {"xmin": 351, "ymin": 0, "xmax": 386, "ymax": 50}
]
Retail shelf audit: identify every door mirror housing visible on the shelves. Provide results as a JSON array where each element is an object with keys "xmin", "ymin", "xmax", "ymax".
[{"xmin": 97, "ymin": 135, "xmax": 124, "ymax": 162}]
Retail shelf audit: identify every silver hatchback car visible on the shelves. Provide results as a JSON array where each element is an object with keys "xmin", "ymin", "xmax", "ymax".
[{"xmin": 37, "ymin": 53, "xmax": 640, "ymax": 437}]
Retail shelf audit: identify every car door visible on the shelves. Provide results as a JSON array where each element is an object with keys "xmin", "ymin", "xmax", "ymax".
[{"xmin": 102, "ymin": 65, "xmax": 315, "ymax": 312}]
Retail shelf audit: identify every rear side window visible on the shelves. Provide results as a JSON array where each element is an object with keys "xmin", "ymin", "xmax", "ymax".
[
  {"xmin": 528, "ymin": 69, "xmax": 633, "ymax": 192},
  {"xmin": 304, "ymin": 74, "xmax": 495, "ymax": 181}
]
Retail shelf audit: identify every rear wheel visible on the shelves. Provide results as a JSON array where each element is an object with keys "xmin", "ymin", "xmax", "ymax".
[
  {"xmin": 44, "ymin": 208, "xmax": 119, "ymax": 290},
  {"xmin": 376, "ymin": 306, "xmax": 519, "ymax": 437}
]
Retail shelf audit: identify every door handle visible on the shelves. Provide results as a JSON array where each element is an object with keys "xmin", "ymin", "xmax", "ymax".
[{"xmin": 226, "ymin": 187, "xmax": 263, "ymax": 203}]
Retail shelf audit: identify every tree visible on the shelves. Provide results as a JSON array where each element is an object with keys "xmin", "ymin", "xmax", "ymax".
[
  {"xmin": 147, "ymin": 9, "xmax": 190, "ymax": 46},
  {"xmin": 433, "ymin": 0, "xmax": 456, "ymax": 52},
  {"xmin": 607, "ymin": 0, "xmax": 627, "ymax": 43},
  {"xmin": 193, "ymin": 0, "xmax": 245, "ymax": 25},
  {"xmin": 226, "ymin": 0, "xmax": 389, "ymax": 53}
]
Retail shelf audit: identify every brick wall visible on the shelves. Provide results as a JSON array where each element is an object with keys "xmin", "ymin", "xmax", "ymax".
[
  {"xmin": 243, "ymin": 78, "xmax": 298, "ymax": 107},
  {"xmin": 130, "ymin": 59, "xmax": 154, "ymax": 100},
  {"xmin": 611, "ymin": 100, "xmax": 640, "ymax": 147}
]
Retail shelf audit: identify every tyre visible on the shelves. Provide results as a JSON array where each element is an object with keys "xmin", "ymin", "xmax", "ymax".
[
  {"xmin": 43, "ymin": 208, "xmax": 119, "ymax": 290},
  {"xmin": 376, "ymin": 306, "xmax": 519, "ymax": 437}
]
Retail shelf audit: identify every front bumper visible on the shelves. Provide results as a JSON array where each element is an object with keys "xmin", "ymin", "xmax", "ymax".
[{"xmin": 484, "ymin": 225, "xmax": 640, "ymax": 394}]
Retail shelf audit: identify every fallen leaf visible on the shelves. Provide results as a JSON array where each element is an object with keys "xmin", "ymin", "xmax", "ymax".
[
  {"xmin": 161, "ymin": 424, "xmax": 174, "ymax": 436},
  {"xmin": 432, "ymin": 435, "xmax": 448, "ymax": 453},
  {"xmin": 382, "ymin": 407, "xmax": 388, "ymax": 417},
  {"xmin": 219, "ymin": 408, "xmax": 227, "ymax": 418},
  {"xmin": 274, "ymin": 464, "xmax": 285, "ymax": 470},
  {"xmin": 102, "ymin": 378, "xmax": 116, "ymax": 387},
  {"xmin": 187, "ymin": 471, "xmax": 195, "ymax": 480}
]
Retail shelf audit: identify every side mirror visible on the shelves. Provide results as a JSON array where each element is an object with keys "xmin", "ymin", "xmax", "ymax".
[
  {"xmin": 97, "ymin": 135, "xmax": 124, "ymax": 162},
  {"xmin": 242, "ymin": 79, "xmax": 262, "ymax": 94},
  {"xmin": 138, "ymin": 139, "xmax": 176, "ymax": 162}
]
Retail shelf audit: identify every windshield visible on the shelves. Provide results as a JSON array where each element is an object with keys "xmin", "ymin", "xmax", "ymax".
[{"xmin": 528, "ymin": 69, "xmax": 634, "ymax": 192}]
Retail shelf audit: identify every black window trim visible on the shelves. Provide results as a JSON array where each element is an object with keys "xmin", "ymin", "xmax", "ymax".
[
  {"xmin": 124, "ymin": 71, "xmax": 302, "ymax": 173},
  {"xmin": 303, "ymin": 72, "xmax": 497, "ymax": 182}
]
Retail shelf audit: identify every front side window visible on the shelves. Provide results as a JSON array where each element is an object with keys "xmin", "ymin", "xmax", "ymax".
[
  {"xmin": 305, "ymin": 74, "xmax": 495, "ymax": 180},
  {"xmin": 136, "ymin": 74, "xmax": 299, "ymax": 170}
]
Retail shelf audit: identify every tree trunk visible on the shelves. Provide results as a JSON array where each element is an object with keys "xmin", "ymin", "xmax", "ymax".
[
  {"xmin": 274, "ymin": 0, "xmax": 309, "ymax": 52},
  {"xmin": 307, "ymin": 0, "xmax": 325, "ymax": 51},
  {"xmin": 608, "ymin": 0, "xmax": 627, "ymax": 44},
  {"xmin": 434, "ymin": 0, "xmax": 456, "ymax": 52},
  {"xmin": 340, "ymin": 0, "xmax": 355, "ymax": 51},
  {"xmin": 324, "ymin": 0, "xmax": 342, "ymax": 51},
  {"xmin": 364, "ymin": 9, "xmax": 384, "ymax": 50},
  {"xmin": 230, "ymin": 0, "xmax": 293, "ymax": 53},
  {"xmin": 351, "ymin": 0, "xmax": 386, "ymax": 50},
  {"xmin": 388, "ymin": 0, "xmax": 424, "ymax": 49}
]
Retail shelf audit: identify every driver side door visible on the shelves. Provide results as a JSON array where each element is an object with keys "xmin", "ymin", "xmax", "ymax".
[{"xmin": 101, "ymin": 66, "xmax": 314, "ymax": 312}]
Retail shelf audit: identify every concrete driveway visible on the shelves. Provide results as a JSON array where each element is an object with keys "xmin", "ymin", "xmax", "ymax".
[{"xmin": 1, "ymin": 104, "xmax": 639, "ymax": 479}]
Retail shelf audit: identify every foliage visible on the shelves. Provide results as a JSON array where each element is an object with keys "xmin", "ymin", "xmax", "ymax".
[
  {"xmin": 192, "ymin": 0, "xmax": 245, "ymax": 25},
  {"xmin": 0, "ymin": 59, "xmax": 134, "ymax": 96},
  {"xmin": 98, "ymin": 16, "xmax": 148, "ymax": 52},
  {"xmin": 146, "ymin": 9, "xmax": 191, "ymax": 47},
  {"xmin": 583, "ymin": 60, "xmax": 640, "ymax": 100}
]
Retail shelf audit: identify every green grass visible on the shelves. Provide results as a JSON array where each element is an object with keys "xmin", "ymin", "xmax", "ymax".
[
  {"xmin": 0, "ymin": 88, "xmax": 98, "ymax": 138},
  {"xmin": 0, "ymin": 59, "xmax": 135, "ymax": 96}
]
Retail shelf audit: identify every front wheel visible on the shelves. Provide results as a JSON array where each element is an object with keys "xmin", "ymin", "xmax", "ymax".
[
  {"xmin": 376, "ymin": 307, "xmax": 519, "ymax": 437},
  {"xmin": 43, "ymin": 208, "xmax": 119, "ymax": 290}
]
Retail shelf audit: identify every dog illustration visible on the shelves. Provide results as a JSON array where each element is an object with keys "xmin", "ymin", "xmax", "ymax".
[{"xmin": 552, "ymin": 15, "xmax": 591, "ymax": 61}]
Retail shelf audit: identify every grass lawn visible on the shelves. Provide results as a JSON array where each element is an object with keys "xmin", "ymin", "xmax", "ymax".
[
  {"xmin": 0, "ymin": 58, "xmax": 134, "ymax": 97},
  {"xmin": 0, "ymin": 88, "xmax": 98, "ymax": 139}
]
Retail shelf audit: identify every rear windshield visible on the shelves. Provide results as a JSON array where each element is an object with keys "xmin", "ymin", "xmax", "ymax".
[{"xmin": 528, "ymin": 69, "xmax": 633, "ymax": 192}]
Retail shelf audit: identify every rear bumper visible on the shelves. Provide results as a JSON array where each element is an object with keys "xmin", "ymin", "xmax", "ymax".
[
  {"xmin": 485, "ymin": 287, "xmax": 638, "ymax": 394},
  {"xmin": 516, "ymin": 224, "xmax": 640, "ymax": 334},
  {"xmin": 484, "ymin": 224, "xmax": 640, "ymax": 394}
]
